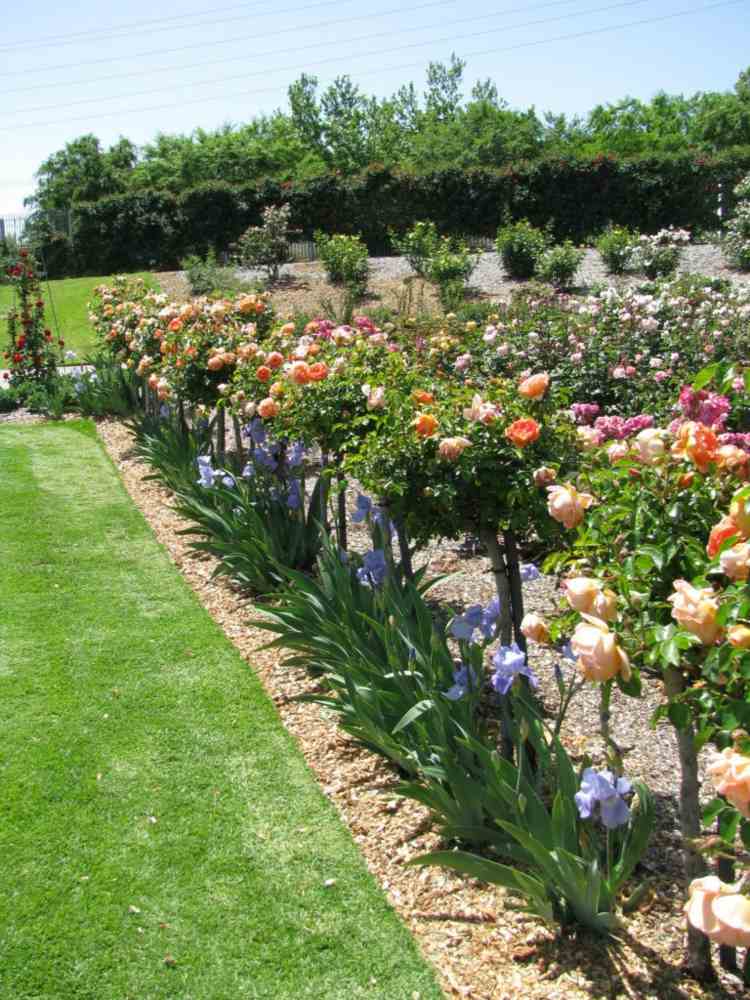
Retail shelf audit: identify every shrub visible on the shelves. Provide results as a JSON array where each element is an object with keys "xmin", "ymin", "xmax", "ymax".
[
  {"xmin": 425, "ymin": 237, "xmax": 478, "ymax": 309},
  {"xmin": 232, "ymin": 203, "xmax": 294, "ymax": 284},
  {"xmin": 595, "ymin": 225, "xmax": 637, "ymax": 275},
  {"xmin": 496, "ymin": 220, "xmax": 548, "ymax": 279},
  {"xmin": 0, "ymin": 384, "xmax": 20, "ymax": 411},
  {"xmin": 724, "ymin": 173, "xmax": 750, "ymax": 271},
  {"xmin": 391, "ymin": 221, "xmax": 441, "ymax": 278},
  {"xmin": 4, "ymin": 248, "xmax": 60, "ymax": 392},
  {"xmin": 181, "ymin": 250, "xmax": 223, "ymax": 296},
  {"xmin": 314, "ymin": 232, "xmax": 369, "ymax": 297},
  {"xmin": 630, "ymin": 227, "xmax": 690, "ymax": 279},
  {"xmin": 534, "ymin": 241, "xmax": 585, "ymax": 290}
]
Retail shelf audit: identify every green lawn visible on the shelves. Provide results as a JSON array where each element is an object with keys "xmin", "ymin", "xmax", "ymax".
[
  {"xmin": 0, "ymin": 273, "xmax": 157, "ymax": 358},
  {"xmin": 0, "ymin": 421, "xmax": 443, "ymax": 1000}
]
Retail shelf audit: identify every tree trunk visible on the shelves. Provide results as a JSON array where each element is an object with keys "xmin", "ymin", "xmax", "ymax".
[
  {"xmin": 232, "ymin": 415, "xmax": 244, "ymax": 466},
  {"xmin": 663, "ymin": 667, "xmax": 715, "ymax": 983},
  {"xmin": 478, "ymin": 524, "xmax": 511, "ymax": 645},
  {"xmin": 336, "ymin": 471, "xmax": 347, "ymax": 552},
  {"xmin": 717, "ymin": 838, "xmax": 738, "ymax": 973},
  {"xmin": 395, "ymin": 519, "xmax": 414, "ymax": 581},
  {"xmin": 503, "ymin": 529, "xmax": 526, "ymax": 653},
  {"xmin": 215, "ymin": 407, "xmax": 226, "ymax": 465}
]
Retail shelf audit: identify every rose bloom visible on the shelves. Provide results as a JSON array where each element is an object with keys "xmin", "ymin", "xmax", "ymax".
[
  {"xmin": 547, "ymin": 483, "xmax": 594, "ymax": 529},
  {"xmin": 438, "ymin": 436, "xmax": 472, "ymax": 461},
  {"xmin": 672, "ymin": 421, "xmax": 719, "ymax": 473},
  {"xmin": 257, "ymin": 397, "xmax": 280, "ymax": 419},
  {"xmin": 366, "ymin": 385, "xmax": 385, "ymax": 410},
  {"xmin": 289, "ymin": 361, "xmax": 311, "ymax": 385},
  {"xmin": 577, "ymin": 426, "xmax": 602, "ymax": 450},
  {"xmin": 412, "ymin": 389, "xmax": 435, "ymax": 405},
  {"xmin": 168, "ymin": 317, "xmax": 182, "ymax": 332},
  {"xmin": 563, "ymin": 578, "xmax": 617, "ymax": 621},
  {"xmin": 608, "ymin": 441, "xmax": 629, "ymax": 463},
  {"xmin": 668, "ymin": 580, "xmax": 720, "ymax": 645},
  {"xmin": 708, "ymin": 747, "xmax": 750, "ymax": 817},
  {"xmin": 571, "ymin": 615, "xmax": 630, "ymax": 682},
  {"xmin": 505, "ymin": 418, "xmax": 541, "ymax": 448},
  {"xmin": 269, "ymin": 381, "xmax": 285, "ymax": 398},
  {"xmin": 518, "ymin": 372, "xmax": 550, "ymax": 400},
  {"xmin": 721, "ymin": 541, "xmax": 750, "ymax": 580},
  {"xmin": 520, "ymin": 612, "xmax": 550, "ymax": 644},
  {"xmin": 728, "ymin": 624, "xmax": 750, "ymax": 648},
  {"xmin": 633, "ymin": 427, "xmax": 667, "ymax": 466},
  {"xmin": 533, "ymin": 466, "xmax": 557, "ymax": 487},
  {"xmin": 206, "ymin": 354, "xmax": 224, "ymax": 371},
  {"xmin": 307, "ymin": 361, "xmax": 328, "ymax": 381},
  {"xmin": 266, "ymin": 351, "xmax": 284, "ymax": 369},
  {"xmin": 414, "ymin": 412, "xmax": 439, "ymax": 437},
  {"xmin": 717, "ymin": 444, "xmax": 750, "ymax": 479},
  {"xmin": 685, "ymin": 877, "xmax": 750, "ymax": 948},
  {"xmin": 255, "ymin": 365, "xmax": 271, "ymax": 382},
  {"xmin": 707, "ymin": 515, "xmax": 741, "ymax": 558}
]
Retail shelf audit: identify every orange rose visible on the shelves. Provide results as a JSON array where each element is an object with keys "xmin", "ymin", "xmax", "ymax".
[
  {"xmin": 168, "ymin": 317, "xmax": 182, "ymax": 332},
  {"xmin": 256, "ymin": 365, "xmax": 272, "ymax": 382},
  {"xmin": 257, "ymin": 397, "xmax": 280, "ymax": 419},
  {"xmin": 307, "ymin": 362, "xmax": 328, "ymax": 381},
  {"xmin": 672, "ymin": 421, "xmax": 719, "ymax": 473},
  {"xmin": 266, "ymin": 351, "xmax": 284, "ymax": 369},
  {"xmin": 707, "ymin": 515, "xmax": 741, "ymax": 558},
  {"xmin": 412, "ymin": 389, "xmax": 435, "ymax": 405},
  {"xmin": 413, "ymin": 412, "xmax": 439, "ymax": 438},
  {"xmin": 505, "ymin": 418, "xmax": 540, "ymax": 448},
  {"xmin": 518, "ymin": 372, "xmax": 550, "ymax": 400},
  {"xmin": 290, "ymin": 361, "xmax": 311, "ymax": 385},
  {"xmin": 207, "ymin": 355, "xmax": 224, "ymax": 372}
]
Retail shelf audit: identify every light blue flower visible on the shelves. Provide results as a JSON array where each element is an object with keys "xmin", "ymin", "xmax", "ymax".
[
  {"xmin": 196, "ymin": 454, "xmax": 216, "ymax": 487},
  {"xmin": 351, "ymin": 493, "xmax": 373, "ymax": 524},
  {"xmin": 356, "ymin": 549, "xmax": 387, "ymax": 587},
  {"xmin": 287, "ymin": 441, "xmax": 306, "ymax": 467},
  {"xmin": 286, "ymin": 479, "xmax": 302, "ymax": 510},
  {"xmin": 575, "ymin": 768, "xmax": 631, "ymax": 829},
  {"xmin": 491, "ymin": 643, "xmax": 538, "ymax": 695},
  {"xmin": 444, "ymin": 663, "xmax": 477, "ymax": 701},
  {"xmin": 520, "ymin": 563, "xmax": 541, "ymax": 582}
]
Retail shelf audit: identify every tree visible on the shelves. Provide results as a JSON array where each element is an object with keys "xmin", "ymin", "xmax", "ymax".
[{"xmin": 28, "ymin": 134, "xmax": 136, "ymax": 211}]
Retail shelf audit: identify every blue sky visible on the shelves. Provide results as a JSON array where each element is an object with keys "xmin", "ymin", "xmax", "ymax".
[{"xmin": 1, "ymin": 0, "xmax": 748, "ymax": 212}]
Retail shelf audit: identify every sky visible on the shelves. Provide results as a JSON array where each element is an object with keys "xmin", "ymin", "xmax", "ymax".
[{"xmin": 1, "ymin": 0, "xmax": 749, "ymax": 213}]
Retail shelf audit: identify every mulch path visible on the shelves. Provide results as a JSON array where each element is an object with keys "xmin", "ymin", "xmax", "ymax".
[{"xmin": 94, "ymin": 416, "xmax": 745, "ymax": 1000}]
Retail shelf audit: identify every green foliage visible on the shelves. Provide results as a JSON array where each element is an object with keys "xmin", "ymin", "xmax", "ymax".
[
  {"xmin": 496, "ymin": 220, "xmax": 549, "ymax": 279},
  {"xmin": 391, "ymin": 221, "xmax": 441, "ymax": 278},
  {"xmin": 314, "ymin": 232, "xmax": 369, "ymax": 296},
  {"xmin": 4, "ymin": 249, "xmax": 60, "ymax": 392},
  {"xmin": 0, "ymin": 384, "xmax": 20, "ymax": 411},
  {"xmin": 724, "ymin": 172, "xmax": 750, "ymax": 271},
  {"xmin": 425, "ymin": 236, "xmax": 478, "ymax": 309},
  {"xmin": 181, "ymin": 249, "xmax": 224, "ymax": 296},
  {"xmin": 74, "ymin": 353, "xmax": 141, "ymax": 417},
  {"xmin": 534, "ymin": 241, "xmax": 585, "ymax": 290},
  {"xmin": 595, "ymin": 225, "xmax": 637, "ymax": 275},
  {"xmin": 630, "ymin": 227, "xmax": 690, "ymax": 279}
]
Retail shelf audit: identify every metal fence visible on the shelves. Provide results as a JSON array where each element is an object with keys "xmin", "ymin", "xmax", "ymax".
[{"xmin": 0, "ymin": 210, "xmax": 72, "ymax": 244}]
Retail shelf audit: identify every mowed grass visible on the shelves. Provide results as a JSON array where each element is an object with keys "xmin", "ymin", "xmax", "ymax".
[
  {"xmin": 0, "ymin": 421, "xmax": 443, "ymax": 1000},
  {"xmin": 0, "ymin": 273, "xmax": 157, "ymax": 358}
]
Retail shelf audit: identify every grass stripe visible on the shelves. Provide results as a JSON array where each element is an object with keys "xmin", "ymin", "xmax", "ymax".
[{"xmin": 0, "ymin": 420, "xmax": 443, "ymax": 1000}]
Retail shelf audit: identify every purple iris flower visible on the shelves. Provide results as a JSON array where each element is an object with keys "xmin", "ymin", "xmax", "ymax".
[
  {"xmin": 520, "ymin": 563, "xmax": 541, "ymax": 582},
  {"xmin": 196, "ymin": 455, "xmax": 216, "ymax": 487},
  {"xmin": 287, "ymin": 441, "xmax": 306, "ymax": 467},
  {"xmin": 286, "ymin": 479, "xmax": 302, "ymax": 510},
  {"xmin": 478, "ymin": 598, "xmax": 500, "ymax": 640},
  {"xmin": 351, "ymin": 493, "xmax": 373, "ymax": 524},
  {"xmin": 450, "ymin": 597, "xmax": 500, "ymax": 643},
  {"xmin": 221, "ymin": 473, "xmax": 236, "ymax": 488},
  {"xmin": 243, "ymin": 418, "xmax": 267, "ymax": 445},
  {"xmin": 242, "ymin": 462, "xmax": 255, "ymax": 478},
  {"xmin": 574, "ymin": 768, "xmax": 631, "ymax": 829},
  {"xmin": 356, "ymin": 549, "xmax": 388, "ymax": 588},
  {"xmin": 491, "ymin": 643, "xmax": 538, "ymax": 695},
  {"xmin": 253, "ymin": 446, "xmax": 278, "ymax": 472},
  {"xmin": 444, "ymin": 663, "xmax": 477, "ymax": 701}
]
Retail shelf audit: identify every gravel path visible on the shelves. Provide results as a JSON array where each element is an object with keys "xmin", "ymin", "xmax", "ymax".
[{"xmin": 236, "ymin": 244, "xmax": 750, "ymax": 298}]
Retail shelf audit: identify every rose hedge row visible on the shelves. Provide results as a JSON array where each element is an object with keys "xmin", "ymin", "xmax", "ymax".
[{"xmin": 45, "ymin": 148, "xmax": 750, "ymax": 276}]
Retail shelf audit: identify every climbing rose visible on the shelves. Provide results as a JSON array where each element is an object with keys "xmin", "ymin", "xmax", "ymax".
[{"xmin": 505, "ymin": 418, "xmax": 540, "ymax": 448}]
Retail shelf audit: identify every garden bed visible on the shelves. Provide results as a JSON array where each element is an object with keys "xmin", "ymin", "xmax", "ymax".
[{"xmin": 98, "ymin": 417, "xmax": 743, "ymax": 1000}]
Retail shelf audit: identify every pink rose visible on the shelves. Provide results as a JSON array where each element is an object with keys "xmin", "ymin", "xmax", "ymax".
[
  {"xmin": 720, "ymin": 542, "xmax": 750, "ymax": 581},
  {"xmin": 686, "ymin": 877, "xmax": 750, "ymax": 949},
  {"xmin": 707, "ymin": 748, "xmax": 750, "ymax": 817},
  {"xmin": 437, "ymin": 436, "xmax": 472, "ymax": 461}
]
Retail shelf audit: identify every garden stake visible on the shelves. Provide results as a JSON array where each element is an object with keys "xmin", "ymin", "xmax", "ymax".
[
  {"xmin": 336, "ymin": 468, "xmax": 347, "ymax": 552},
  {"xmin": 216, "ymin": 407, "xmax": 226, "ymax": 465},
  {"xmin": 232, "ymin": 415, "xmax": 245, "ymax": 466},
  {"xmin": 395, "ymin": 519, "xmax": 414, "ymax": 581},
  {"xmin": 716, "ymin": 835, "xmax": 738, "ymax": 973},
  {"xmin": 502, "ymin": 529, "xmax": 526, "ymax": 652}
]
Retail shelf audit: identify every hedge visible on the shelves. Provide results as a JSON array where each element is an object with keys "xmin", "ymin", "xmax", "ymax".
[{"xmin": 46, "ymin": 148, "xmax": 750, "ymax": 276}]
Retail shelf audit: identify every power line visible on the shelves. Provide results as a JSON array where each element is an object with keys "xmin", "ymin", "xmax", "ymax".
[
  {"xmin": 0, "ymin": 0, "xmax": 359, "ymax": 51},
  {"xmin": 6, "ymin": 0, "xmax": 652, "ymax": 116},
  {"xmin": 0, "ymin": 0, "xmax": 460, "ymax": 77},
  {"xmin": 0, "ymin": 0, "xmax": 742, "ymax": 133},
  {"xmin": 0, "ymin": 0, "xmax": 615, "ymax": 96}
]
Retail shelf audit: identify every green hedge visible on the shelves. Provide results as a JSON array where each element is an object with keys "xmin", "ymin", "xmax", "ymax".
[{"xmin": 59, "ymin": 148, "xmax": 750, "ymax": 275}]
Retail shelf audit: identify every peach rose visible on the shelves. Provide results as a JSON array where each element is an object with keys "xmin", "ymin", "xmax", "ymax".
[
  {"xmin": 547, "ymin": 483, "xmax": 594, "ymax": 529},
  {"xmin": 686, "ymin": 877, "xmax": 750, "ymax": 949},
  {"xmin": 520, "ymin": 613, "xmax": 550, "ymax": 644},
  {"xmin": 717, "ymin": 444, "xmax": 750, "ymax": 479},
  {"xmin": 607, "ymin": 441, "xmax": 629, "ymax": 463},
  {"xmin": 207, "ymin": 355, "xmax": 224, "ymax": 372},
  {"xmin": 147, "ymin": 373, "xmax": 159, "ymax": 389},
  {"xmin": 366, "ymin": 385, "xmax": 385, "ymax": 410},
  {"xmin": 269, "ymin": 381, "xmax": 285, "ymax": 398},
  {"xmin": 266, "ymin": 351, "xmax": 284, "ymax": 369},
  {"xmin": 412, "ymin": 389, "xmax": 435, "ymax": 405},
  {"xmin": 518, "ymin": 372, "xmax": 550, "ymax": 400},
  {"xmin": 257, "ymin": 397, "xmax": 280, "ymax": 419},
  {"xmin": 563, "ymin": 578, "xmax": 617, "ymax": 621},
  {"xmin": 533, "ymin": 466, "xmax": 557, "ymax": 488},
  {"xmin": 414, "ymin": 413, "xmax": 439, "ymax": 438},
  {"xmin": 308, "ymin": 362, "xmax": 328, "ymax": 381},
  {"xmin": 720, "ymin": 541, "xmax": 750, "ymax": 580},
  {"xmin": 668, "ymin": 580, "xmax": 720, "ymax": 645},
  {"xmin": 255, "ymin": 365, "xmax": 271, "ymax": 382},
  {"xmin": 168, "ymin": 317, "xmax": 182, "ymax": 332},
  {"xmin": 438, "ymin": 436, "xmax": 472, "ymax": 461},
  {"xmin": 289, "ymin": 361, "xmax": 311, "ymax": 385},
  {"xmin": 633, "ymin": 428, "xmax": 667, "ymax": 466},
  {"xmin": 707, "ymin": 515, "xmax": 741, "ymax": 558},
  {"xmin": 571, "ymin": 615, "xmax": 630, "ymax": 682},
  {"xmin": 728, "ymin": 624, "xmax": 750, "ymax": 649},
  {"xmin": 505, "ymin": 418, "xmax": 541, "ymax": 448},
  {"xmin": 708, "ymin": 747, "xmax": 750, "ymax": 816},
  {"xmin": 577, "ymin": 426, "xmax": 601, "ymax": 450}
]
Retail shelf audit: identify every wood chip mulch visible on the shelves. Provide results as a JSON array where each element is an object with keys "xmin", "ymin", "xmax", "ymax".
[{"xmin": 96, "ymin": 418, "xmax": 743, "ymax": 1000}]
